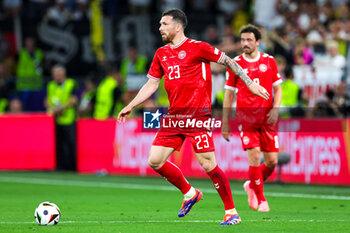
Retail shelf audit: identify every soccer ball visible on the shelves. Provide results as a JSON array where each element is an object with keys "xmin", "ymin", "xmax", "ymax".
[{"xmin": 34, "ymin": 201, "xmax": 61, "ymax": 226}]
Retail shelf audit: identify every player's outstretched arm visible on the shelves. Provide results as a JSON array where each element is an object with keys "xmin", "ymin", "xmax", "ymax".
[
  {"xmin": 219, "ymin": 55, "xmax": 270, "ymax": 100},
  {"xmin": 222, "ymin": 89, "xmax": 235, "ymax": 141},
  {"xmin": 117, "ymin": 78, "xmax": 160, "ymax": 123}
]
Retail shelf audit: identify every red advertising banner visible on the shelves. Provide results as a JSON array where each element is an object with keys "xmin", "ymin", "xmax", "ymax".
[
  {"xmin": 0, "ymin": 114, "xmax": 56, "ymax": 170},
  {"xmin": 77, "ymin": 118, "xmax": 350, "ymax": 185}
]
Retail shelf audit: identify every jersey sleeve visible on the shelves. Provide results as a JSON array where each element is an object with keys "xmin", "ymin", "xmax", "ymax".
[
  {"xmin": 271, "ymin": 57, "xmax": 282, "ymax": 86},
  {"xmin": 147, "ymin": 50, "xmax": 163, "ymax": 80},
  {"xmin": 224, "ymin": 68, "xmax": 237, "ymax": 91},
  {"xmin": 198, "ymin": 42, "xmax": 225, "ymax": 63}
]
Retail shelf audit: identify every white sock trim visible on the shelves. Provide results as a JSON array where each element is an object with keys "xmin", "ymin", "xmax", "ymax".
[
  {"xmin": 225, "ymin": 208, "xmax": 237, "ymax": 215},
  {"xmin": 184, "ymin": 187, "xmax": 196, "ymax": 200}
]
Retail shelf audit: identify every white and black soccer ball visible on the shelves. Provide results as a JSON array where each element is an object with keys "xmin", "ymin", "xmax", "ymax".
[{"xmin": 34, "ymin": 201, "xmax": 61, "ymax": 226}]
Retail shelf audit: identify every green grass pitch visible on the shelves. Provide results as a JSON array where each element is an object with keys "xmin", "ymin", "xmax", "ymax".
[{"xmin": 0, "ymin": 172, "xmax": 349, "ymax": 233}]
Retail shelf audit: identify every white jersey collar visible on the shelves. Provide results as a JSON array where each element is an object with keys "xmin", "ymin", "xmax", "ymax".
[
  {"xmin": 170, "ymin": 37, "xmax": 187, "ymax": 49},
  {"xmin": 243, "ymin": 52, "xmax": 260, "ymax": 62}
]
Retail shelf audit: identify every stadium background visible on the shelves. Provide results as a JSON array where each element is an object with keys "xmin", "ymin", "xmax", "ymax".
[{"xmin": 0, "ymin": 0, "xmax": 350, "ymax": 183}]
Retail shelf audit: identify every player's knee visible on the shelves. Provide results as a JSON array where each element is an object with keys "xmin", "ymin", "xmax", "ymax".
[
  {"xmin": 265, "ymin": 158, "xmax": 277, "ymax": 169},
  {"xmin": 199, "ymin": 159, "xmax": 216, "ymax": 172},
  {"xmin": 148, "ymin": 156, "xmax": 163, "ymax": 170}
]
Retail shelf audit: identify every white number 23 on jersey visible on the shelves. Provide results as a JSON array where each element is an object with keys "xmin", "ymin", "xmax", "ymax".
[{"xmin": 168, "ymin": 65, "xmax": 180, "ymax": 80}]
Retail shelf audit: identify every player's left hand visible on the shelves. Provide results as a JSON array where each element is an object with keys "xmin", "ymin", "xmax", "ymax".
[
  {"xmin": 221, "ymin": 122, "xmax": 232, "ymax": 141},
  {"xmin": 248, "ymin": 82, "xmax": 270, "ymax": 100},
  {"xmin": 267, "ymin": 108, "xmax": 279, "ymax": 124},
  {"xmin": 117, "ymin": 105, "xmax": 133, "ymax": 123}
]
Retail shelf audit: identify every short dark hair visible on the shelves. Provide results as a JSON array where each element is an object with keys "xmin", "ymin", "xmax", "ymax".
[
  {"xmin": 239, "ymin": 24, "xmax": 261, "ymax": 41},
  {"xmin": 162, "ymin": 8, "xmax": 188, "ymax": 30}
]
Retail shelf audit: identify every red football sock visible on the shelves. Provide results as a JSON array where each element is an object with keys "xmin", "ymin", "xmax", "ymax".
[
  {"xmin": 249, "ymin": 165, "xmax": 266, "ymax": 204},
  {"xmin": 207, "ymin": 165, "xmax": 235, "ymax": 210},
  {"xmin": 155, "ymin": 161, "xmax": 191, "ymax": 194},
  {"xmin": 260, "ymin": 163, "xmax": 274, "ymax": 181}
]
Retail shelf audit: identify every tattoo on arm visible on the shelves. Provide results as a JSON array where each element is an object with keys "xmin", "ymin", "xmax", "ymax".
[{"xmin": 221, "ymin": 55, "xmax": 253, "ymax": 86}]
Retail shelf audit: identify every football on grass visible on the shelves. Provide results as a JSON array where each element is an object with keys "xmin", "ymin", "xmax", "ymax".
[{"xmin": 34, "ymin": 201, "xmax": 61, "ymax": 226}]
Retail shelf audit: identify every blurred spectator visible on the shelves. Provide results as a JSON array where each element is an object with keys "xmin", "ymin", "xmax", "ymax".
[
  {"xmin": 203, "ymin": 25, "xmax": 219, "ymax": 45},
  {"xmin": 72, "ymin": 0, "xmax": 90, "ymax": 21},
  {"xmin": 331, "ymin": 0, "xmax": 349, "ymax": 9},
  {"xmin": 275, "ymin": 55, "xmax": 287, "ymax": 79},
  {"xmin": 0, "ymin": 31, "xmax": 9, "ymax": 62},
  {"xmin": 314, "ymin": 40, "xmax": 346, "ymax": 75},
  {"xmin": 2, "ymin": 0, "xmax": 22, "ymax": 18},
  {"xmin": 265, "ymin": 28, "xmax": 294, "ymax": 63},
  {"xmin": 159, "ymin": 0, "xmax": 185, "ymax": 12},
  {"xmin": 46, "ymin": 0, "xmax": 72, "ymax": 26},
  {"xmin": 280, "ymin": 66, "xmax": 305, "ymax": 117},
  {"xmin": 335, "ymin": 3, "xmax": 349, "ymax": 21},
  {"xmin": 45, "ymin": 65, "xmax": 78, "ymax": 171},
  {"xmin": 292, "ymin": 38, "xmax": 313, "ymax": 65},
  {"xmin": 253, "ymin": 0, "xmax": 278, "ymax": 29},
  {"xmin": 217, "ymin": 34, "xmax": 239, "ymax": 57},
  {"xmin": 78, "ymin": 74, "xmax": 97, "ymax": 118},
  {"xmin": 217, "ymin": 0, "xmax": 241, "ymax": 22},
  {"xmin": 93, "ymin": 67, "xmax": 123, "ymax": 120},
  {"xmin": 0, "ymin": 63, "xmax": 15, "ymax": 101},
  {"xmin": 318, "ymin": 2, "xmax": 334, "ymax": 26},
  {"xmin": 211, "ymin": 62, "xmax": 226, "ymax": 112},
  {"xmin": 325, "ymin": 40, "xmax": 346, "ymax": 70},
  {"xmin": 16, "ymin": 36, "xmax": 43, "ymax": 91},
  {"xmin": 342, "ymin": 18, "xmax": 350, "ymax": 41},
  {"xmin": 26, "ymin": 0, "xmax": 50, "ymax": 19},
  {"xmin": 333, "ymin": 82, "xmax": 350, "ymax": 117},
  {"xmin": 120, "ymin": 46, "xmax": 148, "ymax": 103},
  {"xmin": 311, "ymin": 89, "xmax": 342, "ymax": 118},
  {"xmin": 0, "ymin": 72, "xmax": 9, "ymax": 114},
  {"xmin": 9, "ymin": 98, "xmax": 22, "ymax": 113},
  {"xmin": 155, "ymin": 78, "xmax": 169, "ymax": 107},
  {"xmin": 103, "ymin": 0, "xmax": 120, "ymax": 16},
  {"xmin": 187, "ymin": 0, "xmax": 214, "ymax": 13},
  {"xmin": 230, "ymin": 1, "xmax": 250, "ymax": 35},
  {"xmin": 306, "ymin": 23, "xmax": 327, "ymax": 55},
  {"xmin": 16, "ymin": 36, "xmax": 44, "ymax": 111},
  {"xmin": 128, "ymin": 0, "xmax": 151, "ymax": 15}
]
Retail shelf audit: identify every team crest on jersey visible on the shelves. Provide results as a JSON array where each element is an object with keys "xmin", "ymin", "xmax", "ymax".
[
  {"xmin": 259, "ymin": 64, "xmax": 267, "ymax": 72},
  {"xmin": 178, "ymin": 50, "xmax": 186, "ymax": 59},
  {"xmin": 243, "ymin": 136, "xmax": 250, "ymax": 145}
]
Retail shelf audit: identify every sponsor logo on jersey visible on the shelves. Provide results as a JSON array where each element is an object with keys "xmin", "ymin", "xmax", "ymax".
[{"xmin": 178, "ymin": 50, "xmax": 186, "ymax": 59}]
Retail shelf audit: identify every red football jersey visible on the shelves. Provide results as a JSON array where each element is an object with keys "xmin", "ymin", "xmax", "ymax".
[
  {"xmin": 225, "ymin": 52, "xmax": 282, "ymax": 123},
  {"xmin": 147, "ymin": 37, "xmax": 225, "ymax": 116}
]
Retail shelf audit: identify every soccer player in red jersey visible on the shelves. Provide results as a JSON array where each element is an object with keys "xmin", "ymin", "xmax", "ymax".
[
  {"xmin": 222, "ymin": 24, "xmax": 282, "ymax": 212},
  {"xmin": 118, "ymin": 9, "xmax": 269, "ymax": 225}
]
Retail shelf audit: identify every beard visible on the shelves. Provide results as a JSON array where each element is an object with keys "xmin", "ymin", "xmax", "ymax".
[
  {"xmin": 161, "ymin": 32, "xmax": 175, "ymax": 44},
  {"xmin": 243, "ymin": 47, "xmax": 254, "ymax": 55}
]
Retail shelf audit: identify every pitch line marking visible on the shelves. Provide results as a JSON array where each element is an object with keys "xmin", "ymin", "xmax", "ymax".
[
  {"xmin": 0, "ymin": 219, "xmax": 348, "ymax": 224},
  {"xmin": 0, "ymin": 176, "xmax": 350, "ymax": 201}
]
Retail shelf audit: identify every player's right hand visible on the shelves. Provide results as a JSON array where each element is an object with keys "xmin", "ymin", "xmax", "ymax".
[
  {"xmin": 117, "ymin": 105, "xmax": 133, "ymax": 123},
  {"xmin": 221, "ymin": 123, "xmax": 232, "ymax": 142},
  {"xmin": 249, "ymin": 82, "xmax": 269, "ymax": 100}
]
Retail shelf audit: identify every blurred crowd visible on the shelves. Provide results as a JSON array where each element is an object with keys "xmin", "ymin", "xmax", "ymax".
[{"xmin": 0, "ymin": 0, "xmax": 349, "ymax": 120}]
